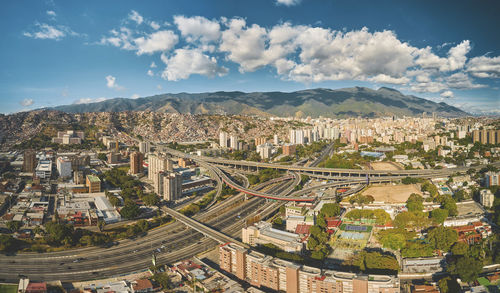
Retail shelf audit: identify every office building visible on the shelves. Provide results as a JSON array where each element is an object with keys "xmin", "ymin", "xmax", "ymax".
[
  {"xmin": 219, "ymin": 243, "xmax": 400, "ymax": 293},
  {"xmin": 56, "ymin": 157, "xmax": 72, "ymax": 178},
  {"xmin": 130, "ymin": 151, "xmax": 143, "ymax": 174},
  {"xmin": 219, "ymin": 131, "xmax": 229, "ymax": 148},
  {"xmin": 230, "ymin": 135, "xmax": 239, "ymax": 150},
  {"xmin": 290, "ymin": 129, "xmax": 305, "ymax": 145},
  {"xmin": 86, "ymin": 175, "xmax": 101, "ymax": 193},
  {"xmin": 35, "ymin": 160, "xmax": 52, "ymax": 179},
  {"xmin": 242, "ymin": 221, "xmax": 304, "ymax": 253},
  {"xmin": 480, "ymin": 189, "xmax": 494, "ymax": 208},
  {"xmin": 52, "ymin": 130, "xmax": 84, "ymax": 144},
  {"xmin": 23, "ymin": 149, "xmax": 36, "ymax": 173},
  {"xmin": 74, "ymin": 170, "xmax": 85, "ymax": 184},
  {"xmin": 256, "ymin": 143, "xmax": 273, "ymax": 159},
  {"xmin": 485, "ymin": 171, "xmax": 499, "ymax": 187},
  {"xmin": 139, "ymin": 141, "xmax": 150, "ymax": 153}
]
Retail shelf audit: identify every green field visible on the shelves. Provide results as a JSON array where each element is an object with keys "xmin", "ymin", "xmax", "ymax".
[{"xmin": 0, "ymin": 284, "xmax": 18, "ymax": 293}]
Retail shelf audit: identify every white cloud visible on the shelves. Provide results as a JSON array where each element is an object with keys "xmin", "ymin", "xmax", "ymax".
[
  {"xmin": 128, "ymin": 10, "xmax": 143, "ymax": 25},
  {"xmin": 131, "ymin": 94, "xmax": 140, "ymax": 99},
  {"xmin": 147, "ymin": 69, "xmax": 154, "ymax": 77},
  {"xmin": 46, "ymin": 10, "xmax": 56, "ymax": 18},
  {"xmin": 73, "ymin": 97, "xmax": 107, "ymax": 104},
  {"xmin": 20, "ymin": 98, "xmax": 34, "ymax": 107},
  {"xmin": 415, "ymin": 40, "xmax": 471, "ymax": 72},
  {"xmin": 440, "ymin": 90, "xmax": 454, "ymax": 98},
  {"xmin": 23, "ymin": 23, "xmax": 78, "ymax": 40},
  {"xmin": 446, "ymin": 72, "xmax": 485, "ymax": 89},
  {"xmin": 150, "ymin": 62, "xmax": 157, "ymax": 68},
  {"xmin": 150, "ymin": 21, "xmax": 160, "ymax": 30},
  {"xmin": 467, "ymin": 55, "xmax": 500, "ymax": 78},
  {"xmin": 105, "ymin": 75, "xmax": 124, "ymax": 90},
  {"xmin": 275, "ymin": 0, "xmax": 301, "ymax": 6},
  {"xmin": 161, "ymin": 48, "xmax": 228, "ymax": 81},
  {"xmin": 134, "ymin": 30, "xmax": 178, "ymax": 55},
  {"xmin": 174, "ymin": 15, "xmax": 221, "ymax": 44},
  {"xmin": 369, "ymin": 74, "xmax": 410, "ymax": 85}
]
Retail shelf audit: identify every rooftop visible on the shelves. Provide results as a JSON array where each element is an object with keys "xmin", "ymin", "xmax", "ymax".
[{"xmin": 86, "ymin": 175, "xmax": 101, "ymax": 183}]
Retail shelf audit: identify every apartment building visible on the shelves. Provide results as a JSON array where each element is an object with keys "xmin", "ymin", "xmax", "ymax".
[{"xmin": 219, "ymin": 242, "xmax": 400, "ymax": 293}]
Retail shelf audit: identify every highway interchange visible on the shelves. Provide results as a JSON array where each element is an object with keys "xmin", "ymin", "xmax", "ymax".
[{"xmin": 1, "ymin": 145, "xmax": 498, "ymax": 282}]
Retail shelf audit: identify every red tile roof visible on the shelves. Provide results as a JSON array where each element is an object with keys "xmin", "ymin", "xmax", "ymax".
[{"xmin": 295, "ymin": 224, "xmax": 311, "ymax": 235}]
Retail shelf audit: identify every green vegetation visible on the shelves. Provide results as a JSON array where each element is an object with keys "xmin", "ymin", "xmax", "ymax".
[
  {"xmin": 320, "ymin": 203, "xmax": 341, "ymax": 218},
  {"xmin": 430, "ymin": 208, "xmax": 449, "ymax": 224},
  {"xmin": 257, "ymin": 243, "xmax": 305, "ymax": 263},
  {"xmin": 448, "ymin": 256, "xmax": 483, "ymax": 283},
  {"xmin": 435, "ymin": 194, "xmax": 458, "ymax": 217},
  {"xmin": 421, "ymin": 180, "xmax": 439, "ymax": 197},
  {"xmin": 346, "ymin": 250, "xmax": 399, "ymax": 275},
  {"xmin": 401, "ymin": 177, "xmax": 423, "ymax": 184},
  {"xmin": 247, "ymin": 168, "xmax": 282, "ymax": 185},
  {"xmin": 406, "ymin": 193, "xmax": 424, "ymax": 212},
  {"xmin": 120, "ymin": 202, "xmax": 141, "ymax": 219},
  {"xmin": 6, "ymin": 220, "xmax": 22, "ymax": 232},
  {"xmin": 393, "ymin": 211, "xmax": 430, "ymax": 230},
  {"xmin": 0, "ymin": 284, "xmax": 18, "ymax": 293},
  {"xmin": 320, "ymin": 152, "xmax": 376, "ymax": 169},
  {"xmin": 167, "ymin": 141, "xmax": 211, "ymax": 153},
  {"xmin": 428, "ymin": 226, "xmax": 458, "ymax": 251},
  {"xmin": 294, "ymin": 174, "xmax": 310, "ymax": 191},
  {"xmin": 180, "ymin": 190, "xmax": 217, "ymax": 216},
  {"xmin": 152, "ymin": 272, "xmax": 172, "ymax": 289},
  {"xmin": 348, "ymin": 193, "xmax": 375, "ymax": 205},
  {"xmin": 295, "ymin": 141, "xmax": 328, "ymax": 158},
  {"xmin": 344, "ymin": 209, "xmax": 391, "ymax": 225}
]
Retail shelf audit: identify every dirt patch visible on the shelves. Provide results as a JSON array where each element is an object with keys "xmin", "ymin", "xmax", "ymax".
[
  {"xmin": 368, "ymin": 161, "xmax": 403, "ymax": 170},
  {"xmin": 361, "ymin": 184, "xmax": 422, "ymax": 203}
]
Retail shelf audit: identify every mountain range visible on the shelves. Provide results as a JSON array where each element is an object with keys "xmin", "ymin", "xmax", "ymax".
[{"xmin": 49, "ymin": 87, "xmax": 467, "ymax": 118}]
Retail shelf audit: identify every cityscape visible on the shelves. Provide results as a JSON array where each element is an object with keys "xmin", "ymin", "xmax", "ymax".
[{"xmin": 0, "ymin": 1, "xmax": 499, "ymax": 293}]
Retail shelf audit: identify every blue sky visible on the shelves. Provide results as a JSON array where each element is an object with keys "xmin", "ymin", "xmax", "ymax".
[{"xmin": 1, "ymin": 0, "xmax": 499, "ymax": 114}]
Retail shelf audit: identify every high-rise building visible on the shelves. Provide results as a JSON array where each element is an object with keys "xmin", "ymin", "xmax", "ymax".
[
  {"xmin": 255, "ymin": 137, "xmax": 267, "ymax": 146},
  {"xmin": 149, "ymin": 154, "xmax": 173, "ymax": 194},
  {"xmin": 107, "ymin": 152, "xmax": 120, "ymax": 164},
  {"xmin": 161, "ymin": 172, "xmax": 182, "ymax": 201},
  {"xmin": 256, "ymin": 143, "xmax": 273, "ymax": 160},
  {"xmin": 273, "ymin": 134, "xmax": 279, "ymax": 145},
  {"xmin": 139, "ymin": 142, "xmax": 150, "ymax": 153},
  {"xmin": 130, "ymin": 151, "xmax": 143, "ymax": 174},
  {"xmin": 480, "ymin": 189, "xmax": 494, "ymax": 208},
  {"xmin": 282, "ymin": 144, "xmax": 296, "ymax": 156},
  {"xmin": 485, "ymin": 171, "xmax": 499, "ymax": 188},
  {"xmin": 86, "ymin": 175, "xmax": 101, "ymax": 193},
  {"xmin": 230, "ymin": 135, "xmax": 239, "ymax": 150},
  {"xmin": 56, "ymin": 157, "xmax": 72, "ymax": 178},
  {"xmin": 219, "ymin": 131, "xmax": 229, "ymax": 148},
  {"xmin": 74, "ymin": 170, "xmax": 84, "ymax": 184},
  {"xmin": 23, "ymin": 149, "xmax": 36, "ymax": 173}
]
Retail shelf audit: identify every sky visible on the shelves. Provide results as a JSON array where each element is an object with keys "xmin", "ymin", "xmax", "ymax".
[{"xmin": 1, "ymin": 0, "xmax": 499, "ymax": 114}]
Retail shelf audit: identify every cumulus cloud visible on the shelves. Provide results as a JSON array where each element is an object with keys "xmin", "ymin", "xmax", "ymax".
[
  {"xmin": 105, "ymin": 75, "xmax": 124, "ymax": 90},
  {"xmin": 46, "ymin": 10, "xmax": 56, "ymax": 18},
  {"xmin": 150, "ymin": 62, "xmax": 157, "ymax": 68},
  {"xmin": 73, "ymin": 97, "xmax": 107, "ymax": 104},
  {"xmin": 20, "ymin": 98, "xmax": 34, "ymax": 107},
  {"xmin": 446, "ymin": 72, "xmax": 485, "ymax": 89},
  {"xmin": 23, "ymin": 23, "xmax": 78, "ymax": 40},
  {"xmin": 467, "ymin": 55, "xmax": 500, "ymax": 78},
  {"xmin": 149, "ymin": 21, "xmax": 160, "ymax": 30},
  {"xmin": 415, "ymin": 40, "xmax": 471, "ymax": 72},
  {"xmin": 275, "ymin": 0, "xmax": 301, "ymax": 6},
  {"xmin": 161, "ymin": 48, "xmax": 228, "ymax": 81},
  {"xmin": 440, "ymin": 90, "xmax": 454, "ymax": 98},
  {"xmin": 147, "ymin": 69, "xmax": 154, "ymax": 77},
  {"xmin": 174, "ymin": 15, "xmax": 221, "ymax": 44},
  {"xmin": 134, "ymin": 30, "xmax": 178, "ymax": 55},
  {"xmin": 128, "ymin": 10, "xmax": 143, "ymax": 25}
]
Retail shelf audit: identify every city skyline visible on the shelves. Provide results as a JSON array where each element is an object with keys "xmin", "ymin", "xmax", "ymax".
[{"xmin": 1, "ymin": 0, "xmax": 499, "ymax": 114}]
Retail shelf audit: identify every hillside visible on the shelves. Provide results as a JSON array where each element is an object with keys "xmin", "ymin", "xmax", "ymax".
[{"xmin": 49, "ymin": 87, "xmax": 467, "ymax": 118}]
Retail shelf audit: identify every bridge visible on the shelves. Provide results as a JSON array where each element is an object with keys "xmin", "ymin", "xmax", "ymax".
[{"xmin": 162, "ymin": 206, "xmax": 249, "ymax": 248}]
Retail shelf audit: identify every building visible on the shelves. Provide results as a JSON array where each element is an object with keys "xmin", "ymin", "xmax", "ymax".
[
  {"xmin": 257, "ymin": 143, "xmax": 273, "ymax": 159},
  {"xmin": 219, "ymin": 131, "xmax": 229, "ymax": 148},
  {"xmin": 86, "ymin": 175, "xmax": 101, "ymax": 193},
  {"xmin": 255, "ymin": 137, "xmax": 267, "ymax": 146},
  {"xmin": 219, "ymin": 242, "xmax": 400, "ymax": 293},
  {"xmin": 130, "ymin": 151, "xmax": 143, "ymax": 174},
  {"xmin": 74, "ymin": 170, "xmax": 85, "ymax": 184},
  {"xmin": 107, "ymin": 152, "xmax": 120, "ymax": 164},
  {"xmin": 35, "ymin": 160, "xmax": 52, "ymax": 179},
  {"xmin": 23, "ymin": 149, "xmax": 36, "ymax": 173},
  {"xmin": 290, "ymin": 129, "xmax": 305, "ymax": 145},
  {"xmin": 282, "ymin": 144, "xmax": 296, "ymax": 156},
  {"xmin": 242, "ymin": 221, "xmax": 304, "ymax": 253},
  {"xmin": 52, "ymin": 130, "xmax": 83, "ymax": 144},
  {"xmin": 56, "ymin": 157, "xmax": 72, "ymax": 178},
  {"xmin": 132, "ymin": 279, "xmax": 154, "ymax": 293},
  {"xmin": 139, "ymin": 141, "xmax": 150, "ymax": 153},
  {"xmin": 230, "ymin": 135, "xmax": 239, "ymax": 150},
  {"xmin": 161, "ymin": 172, "xmax": 182, "ymax": 201},
  {"xmin": 402, "ymin": 257, "xmax": 445, "ymax": 274},
  {"xmin": 485, "ymin": 171, "xmax": 499, "ymax": 187},
  {"xmin": 480, "ymin": 189, "xmax": 495, "ymax": 208}
]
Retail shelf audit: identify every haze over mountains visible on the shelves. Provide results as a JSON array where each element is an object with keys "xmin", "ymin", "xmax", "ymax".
[{"xmin": 49, "ymin": 87, "xmax": 467, "ymax": 118}]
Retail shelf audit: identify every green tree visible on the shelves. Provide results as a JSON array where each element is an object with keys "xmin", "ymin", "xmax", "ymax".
[
  {"xmin": 6, "ymin": 221, "xmax": 22, "ymax": 232},
  {"xmin": 430, "ymin": 208, "xmax": 449, "ymax": 224},
  {"xmin": 136, "ymin": 219, "xmax": 149, "ymax": 233},
  {"xmin": 142, "ymin": 193, "xmax": 160, "ymax": 206},
  {"xmin": 153, "ymin": 273, "xmax": 171, "ymax": 289},
  {"xmin": 406, "ymin": 193, "xmax": 424, "ymax": 212},
  {"xmin": 320, "ymin": 203, "xmax": 341, "ymax": 217},
  {"xmin": 453, "ymin": 189, "xmax": 467, "ymax": 202},
  {"xmin": 450, "ymin": 242, "xmax": 468, "ymax": 256},
  {"xmin": 120, "ymin": 202, "xmax": 141, "ymax": 219},
  {"xmin": 428, "ymin": 226, "xmax": 458, "ymax": 251},
  {"xmin": 448, "ymin": 256, "xmax": 483, "ymax": 283},
  {"xmin": 438, "ymin": 276, "xmax": 460, "ymax": 293},
  {"xmin": 97, "ymin": 153, "xmax": 107, "ymax": 161}
]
